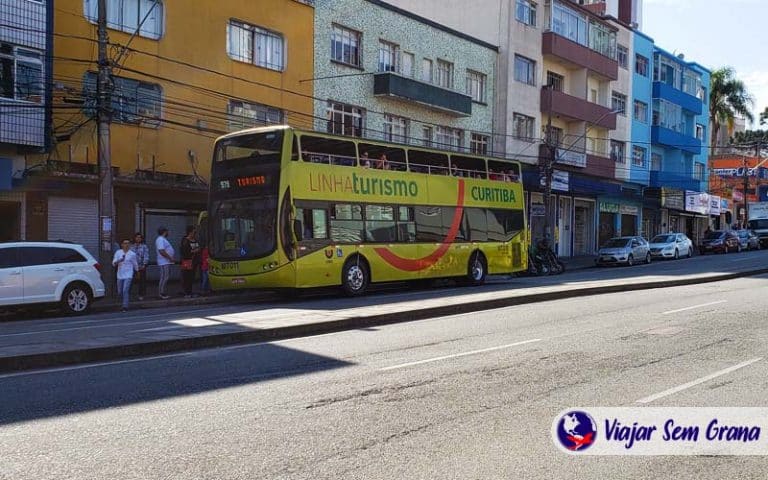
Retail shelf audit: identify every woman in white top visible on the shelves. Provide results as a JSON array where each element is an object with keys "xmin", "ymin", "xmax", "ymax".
[{"xmin": 113, "ymin": 239, "xmax": 139, "ymax": 312}]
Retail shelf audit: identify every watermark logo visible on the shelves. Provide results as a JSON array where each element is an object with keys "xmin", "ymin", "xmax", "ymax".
[{"xmin": 555, "ymin": 410, "xmax": 597, "ymax": 452}]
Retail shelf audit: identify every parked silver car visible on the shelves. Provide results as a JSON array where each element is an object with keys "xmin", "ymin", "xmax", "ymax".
[
  {"xmin": 649, "ymin": 233, "xmax": 693, "ymax": 259},
  {"xmin": 596, "ymin": 236, "xmax": 651, "ymax": 266}
]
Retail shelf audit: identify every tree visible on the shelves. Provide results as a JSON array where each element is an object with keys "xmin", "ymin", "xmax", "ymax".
[
  {"xmin": 760, "ymin": 106, "xmax": 768, "ymax": 126},
  {"xmin": 709, "ymin": 67, "xmax": 755, "ymax": 153}
]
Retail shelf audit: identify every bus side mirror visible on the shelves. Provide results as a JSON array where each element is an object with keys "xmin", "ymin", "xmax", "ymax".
[{"xmin": 293, "ymin": 219, "xmax": 303, "ymax": 242}]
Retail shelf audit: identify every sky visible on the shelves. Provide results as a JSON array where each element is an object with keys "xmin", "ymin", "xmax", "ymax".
[{"xmin": 643, "ymin": 0, "xmax": 765, "ymax": 128}]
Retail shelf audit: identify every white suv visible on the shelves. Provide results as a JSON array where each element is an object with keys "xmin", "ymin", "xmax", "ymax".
[{"xmin": 0, "ymin": 242, "xmax": 106, "ymax": 315}]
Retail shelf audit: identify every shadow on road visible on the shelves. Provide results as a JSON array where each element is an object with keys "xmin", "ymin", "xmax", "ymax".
[{"xmin": 0, "ymin": 342, "xmax": 353, "ymax": 426}]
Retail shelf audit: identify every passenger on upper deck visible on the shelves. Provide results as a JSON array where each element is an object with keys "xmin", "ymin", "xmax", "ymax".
[
  {"xmin": 377, "ymin": 154, "xmax": 390, "ymax": 170},
  {"xmin": 361, "ymin": 151, "xmax": 371, "ymax": 168}
]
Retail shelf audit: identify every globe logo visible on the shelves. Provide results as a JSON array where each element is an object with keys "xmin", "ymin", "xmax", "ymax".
[{"xmin": 556, "ymin": 411, "xmax": 597, "ymax": 452}]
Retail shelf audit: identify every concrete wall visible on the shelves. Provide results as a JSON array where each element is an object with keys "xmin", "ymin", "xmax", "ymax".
[
  {"xmin": 313, "ymin": 0, "xmax": 496, "ymax": 150},
  {"xmin": 609, "ymin": 20, "xmax": 633, "ymax": 181}
]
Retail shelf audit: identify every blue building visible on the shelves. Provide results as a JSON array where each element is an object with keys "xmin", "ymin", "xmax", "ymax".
[{"xmin": 641, "ymin": 47, "xmax": 711, "ymax": 240}]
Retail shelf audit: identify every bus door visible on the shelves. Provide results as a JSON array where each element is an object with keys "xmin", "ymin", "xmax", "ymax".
[{"xmin": 294, "ymin": 203, "xmax": 335, "ymax": 287}]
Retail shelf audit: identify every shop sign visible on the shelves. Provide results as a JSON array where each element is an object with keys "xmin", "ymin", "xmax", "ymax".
[
  {"xmin": 599, "ymin": 201, "xmax": 620, "ymax": 213},
  {"xmin": 661, "ymin": 188, "xmax": 685, "ymax": 210},
  {"xmin": 552, "ymin": 170, "xmax": 569, "ymax": 192},
  {"xmin": 709, "ymin": 195, "xmax": 721, "ymax": 216},
  {"xmin": 531, "ymin": 203, "xmax": 545, "ymax": 216},
  {"xmin": 685, "ymin": 191, "xmax": 710, "ymax": 215},
  {"xmin": 721, "ymin": 198, "xmax": 729, "ymax": 210},
  {"xmin": 733, "ymin": 190, "xmax": 744, "ymax": 202},
  {"xmin": 556, "ymin": 149, "xmax": 587, "ymax": 168},
  {"xmin": 620, "ymin": 205, "xmax": 639, "ymax": 216}
]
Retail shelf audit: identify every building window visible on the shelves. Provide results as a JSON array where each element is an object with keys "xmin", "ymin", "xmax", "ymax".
[
  {"xmin": 589, "ymin": 20, "xmax": 616, "ymax": 59},
  {"xmin": 696, "ymin": 123, "xmax": 705, "ymax": 141},
  {"xmin": 435, "ymin": 126, "xmax": 462, "ymax": 151},
  {"xmin": 633, "ymin": 100, "xmax": 648, "ymax": 123},
  {"xmin": 651, "ymin": 153, "xmax": 662, "ymax": 171},
  {"xmin": 514, "ymin": 54, "xmax": 536, "ymax": 86},
  {"xmin": 635, "ymin": 54, "xmax": 649, "ymax": 77},
  {"xmin": 652, "ymin": 98, "xmax": 684, "ymax": 132},
  {"xmin": 545, "ymin": 125, "xmax": 563, "ymax": 146},
  {"xmin": 632, "ymin": 145, "xmax": 646, "ymax": 167},
  {"xmin": 378, "ymin": 40, "xmax": 398, "ymax": 73},
  {"xmin": 470, "ymin": 133, "xmax": 490, "ymax": 155},
  {"xmin": 617, "ymin": 44, "xmax": 628, "ymax": 69},
  {"xmin": 422, "ymin": 125, "xmax": 433, "ymax": 147},
  {"xmin": 327, "ymin": 101, "xmax": 364, "ymax": 137},
  {"xmin": 436, "ymin": 59, "xmax": 454, "ymax": 89},
  {"xmin": 84, "ymin": 72, "xmax": 161, "ymax": 126},
  {"xmin": 551, "ymin": 2, "xmax": 587, "ymax": 46},
  {"xmin": 611, "ymin": 91, "xmax": 627, "ymax": 115},
  {"xmin": 227, "ymin": 100, "xmax": 283, "ymax": 131},
  {"xmin": 0, "ymin": 44, "xmax": 43, "ymax": 103},
  {"xmin": 228, "ymin": 20, "xmax": 284, "ymax": 71},
  {"xmin": 515, "ymin": 0, "xmax": 536, "ymax": 26},
  {"xmin": 400, "ymin": 52, "xmax": 414, "ymax": 77},
  {"xmin": 654, "ymin": 53, "xmax": 682, "ymax": 87},
  {"xmin": 422, "ymin": 58, "xmax": 433, "ymax": 83},
  {"xmin": 610, "ymin": 140, "xmax": 626, "ymax": 163},
  {"xmin": 466, "ymin": 70, "xmax": 487, "ymax": 103},
  {"xmin": 84, "ymin": 0, "xmax": 164, "ymax": 40},
  {"xmin": 331, "ymin": 24, "xmax": 361, "ymax": 67},
  {"xmin": 513, "ymin": 113, "xmax": 536, "ymax": 141},
  {"xmin": 694, "ymin": 162, "xmax": 705, "ymax": 181},
  {"xmin": 682, "ymin": 70, "xmax": 702, "ymax": 97},
  {"xmin": 546, "ymin": 71, "xmax": 564, "ymax": 91},
  {"xmin": 383, "ymin": 114, "xmax": 409, "ymax": 144}
]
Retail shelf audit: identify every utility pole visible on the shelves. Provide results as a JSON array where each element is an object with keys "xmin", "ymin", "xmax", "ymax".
[
  {"xmin": 542, "ymin": 84, "xmax": 556, "ymax": 248},
  {"xmin": 97, "ymin": 0, "xmax": 115, "ymax": 295},
  {"xmin": 747, "ymin": 139, "xmax": 762, "ymax": 226}
]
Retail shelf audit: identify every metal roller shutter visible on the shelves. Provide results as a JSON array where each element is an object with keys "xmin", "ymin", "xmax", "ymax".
[{"xmin": 48, "ymin": 197, "xmax": 99, "ymax": 257}]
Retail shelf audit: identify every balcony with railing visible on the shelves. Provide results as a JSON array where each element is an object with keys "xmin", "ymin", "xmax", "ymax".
[
  {"xmin": 542, "ymin": 1, "xmax": 618, "ymax": 80},
  {"xmin": 373, "ymin": 72, "xmax": 473, "ymax": 116},
  {"xmin": 540, "ymin": 87, "xmax": 617, "ymax": 129}
]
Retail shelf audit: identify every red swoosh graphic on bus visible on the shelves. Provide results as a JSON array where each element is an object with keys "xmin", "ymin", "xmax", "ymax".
[{"xmin": 374, "ymin": 180, "xmax": 465, "ymax": 272}]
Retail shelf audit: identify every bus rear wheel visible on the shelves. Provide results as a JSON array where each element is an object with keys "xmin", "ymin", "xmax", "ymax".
[
  {"xmin": 465, "ymin": 251, "xmax": 487, "ymax": 286},
  {"xmin": 341, "ymin": 257, "xmax": 369, "ymax": 297}
]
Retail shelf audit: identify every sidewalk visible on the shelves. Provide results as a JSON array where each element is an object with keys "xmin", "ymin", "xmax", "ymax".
[
  {"xmin": 96, "ymin": 257, "xmax": 599, "ymax": 313},
  {"xmin": 2, "ymin": 255, "xmax": 767, "ymax": 373}
]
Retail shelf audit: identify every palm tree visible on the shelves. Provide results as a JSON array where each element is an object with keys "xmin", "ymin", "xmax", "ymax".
[{"xmin": 709, "ymin": 67, "xmax": 754, "ymax": 153}]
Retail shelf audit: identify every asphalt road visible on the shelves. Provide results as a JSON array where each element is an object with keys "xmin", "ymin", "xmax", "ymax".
[{"xmin": 2, "ymin": 273, "xmax": 768, "ymax": 479}]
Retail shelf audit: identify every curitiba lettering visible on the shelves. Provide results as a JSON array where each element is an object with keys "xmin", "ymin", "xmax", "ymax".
[
  {"xmin": 309, "ymin": 172, "xmax": 418, "ymax": 197},
  {"xmin": 470, "ymin": 186, "xmax": 517, "ymax": 203}
]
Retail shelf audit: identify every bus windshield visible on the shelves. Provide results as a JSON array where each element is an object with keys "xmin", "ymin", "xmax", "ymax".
[
  {"xmin": 214, "ymin": 130, "xmax": 284, "ymax": 166},
  {"xmin": 210, "ymin": 197, "xmax": 277, "ymax": 260}
]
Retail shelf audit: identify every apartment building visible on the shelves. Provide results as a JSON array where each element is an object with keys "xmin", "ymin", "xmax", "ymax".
[
  {"xmin": 312, "ymin": 0, "xmax": 497, "ymax": 154},
  {"xmin": 0, "ymin": 0, "xmax": 52, "ymax": 241},
  {"xmin": 16, "ymin": 0, "xmax": 315, "ymax": 257}
]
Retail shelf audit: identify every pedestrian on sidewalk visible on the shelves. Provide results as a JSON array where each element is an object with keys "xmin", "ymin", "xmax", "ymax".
[
  {"xmin": 155, "ymin": 227, "xmax": 175, "ymax": 299},
  {"xmin": 180, "ymin": 225, "xmax": 201, "ymax": 298},
  {"xmin": 200, "ymin": 244, "xmax": 210, "ymax": 295},
  {"xmin": 130, "ymin": 232, "xmax": 149, "ymax": 301},
  {"xmin": 112, "ymin": 239, "xmax": 139, "ymax": 312}
]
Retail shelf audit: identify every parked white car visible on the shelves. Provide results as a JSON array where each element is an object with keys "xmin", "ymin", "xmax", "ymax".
[
  {"xmin": 649, "ymin": 233, "xmax": 694, "ymax": 259},
  {"xmin": 0, "ymin": 242, "xmax": 106, "ymax": 315}
]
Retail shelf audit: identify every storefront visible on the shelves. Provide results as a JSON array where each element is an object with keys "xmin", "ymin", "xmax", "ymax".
[
  {"xmin": 573, "ymin": 198, "xmax": 596, "ymax": 255},
  {"xmin": 620, "ymin": 204, "xmax": 640, "ymax": 236},
  {"xmin": 598, "ymin": 201, "xmax": 619, "ymax": 247},
  {"xmin": 684, "ymin": 190, "xmax": 712, "ymax": 245}
]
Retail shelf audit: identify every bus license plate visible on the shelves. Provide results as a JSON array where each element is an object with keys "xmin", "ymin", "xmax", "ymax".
[{"xmin": 231, "ymin": 277, "xmax": 246, "ymax": 285}]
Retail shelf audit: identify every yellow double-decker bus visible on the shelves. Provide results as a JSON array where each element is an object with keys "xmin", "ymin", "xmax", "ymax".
[{"xmin": 207, "ymin": 125, "xmax": 527, "ymax": 296}]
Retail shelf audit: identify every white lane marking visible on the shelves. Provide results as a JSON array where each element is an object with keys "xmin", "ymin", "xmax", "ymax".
[
  {"xmin": 379, "ymin": 338, "xmax": 542, "ymax": 371},
  {"xmin": 731, "ymin": 257, "xmax": 757, "ymax": 263},
  {"xmin": 636, "ymin": 357, "xmax": 763, "ymax": 404},
  {"xmin": 662, "ymin": 300, "xmax": 727, "ymax": 315},
  {"xmin": 0, "ymin": 351, "xmax": 197, "ymax": 379}
]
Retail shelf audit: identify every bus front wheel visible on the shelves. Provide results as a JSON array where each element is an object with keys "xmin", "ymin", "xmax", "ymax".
[
  {"xmin": 465, "ymin": 251, "xmax": 487, "ymax": 286},
  {"xmin": 342, "ymin": 257, "xmax": 370, "ymax": 297}
]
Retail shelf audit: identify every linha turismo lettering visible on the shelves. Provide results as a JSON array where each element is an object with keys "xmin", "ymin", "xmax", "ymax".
[{"xmin": 309, "ymin": 172, "xmax": 418, "ymax": 198}]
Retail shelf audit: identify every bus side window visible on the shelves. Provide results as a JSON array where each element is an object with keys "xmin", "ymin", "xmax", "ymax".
[
  {"xmin": 296, "ymin": 207, "xmax": 328, "ymax": 241},
  {"xmin": 358, "ymin": 143, "xmax": 407, "ymax": 171},
  {"xmin": 466, "ymin": 208, "xmax": 488, "ymax": 242},
  {"xmin": 291, "ymin": 135, "xmax": 299, "ymax": 161},
  {"xmin": 300, "ymin": 135, "xmax": 357, "ymax": 167},
  {"xmin": 365, "ymin": 205, "xmax": 396, "ymax": 242},
  {"xmin": 397, "ymin": 206, "xmax": 416, "ymax": 242},
  {"xmin": 450, "ymin": 155, "xmax": 487, "ymax": 179},
  {"xmin": 415, "ymin": 206, "xmax": 443, "ymax": 241},
  {"xmin": 330, "ymin": 204, "xmax": 364, "ymax": 243},
  {"xmin": 488, "ymin": 160, "xmax": 520, "ymax": 182},
  {"xmin": 408, "ymin": 150, "xmax": 449, "ymax": 175}
]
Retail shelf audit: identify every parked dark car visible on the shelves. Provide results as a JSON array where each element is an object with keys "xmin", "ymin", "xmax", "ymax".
[
  {"xmin": 699, "ymin": 230, "xmax": 740, "ymax": 254},
  {"xmin": 736, "ymin": 230, "xmax": 762, "ymax": 251}
]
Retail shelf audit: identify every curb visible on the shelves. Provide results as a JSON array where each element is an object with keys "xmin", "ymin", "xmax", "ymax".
[{"xmin": 3, "ymin": 267, "xmax": 766, "ymax": 374}]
